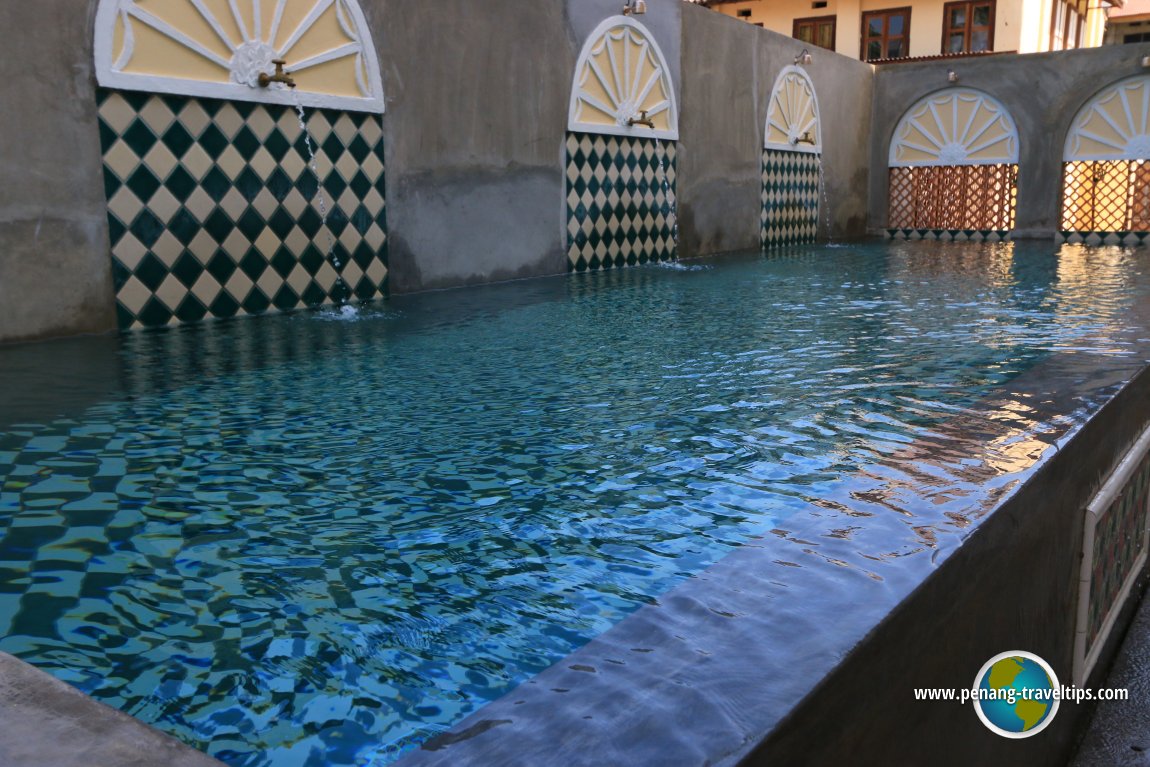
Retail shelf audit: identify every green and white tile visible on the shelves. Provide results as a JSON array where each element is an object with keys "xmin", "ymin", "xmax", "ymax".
[
  {"xmin": 97, "ymin": 89, "xmax": 388, "ymax": 330},
  {"xmin": 565, "ymin": 132, "xmax": 677, "ymax": 272},
  {"xmin": 761, "ymin": 149, "xmax": 820, "ymax": 249}
]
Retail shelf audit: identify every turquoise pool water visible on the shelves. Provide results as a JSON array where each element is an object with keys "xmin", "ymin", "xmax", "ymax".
[{"xmin": 0, "ymin": 242, "xmax": 1147, "ymax": 766}]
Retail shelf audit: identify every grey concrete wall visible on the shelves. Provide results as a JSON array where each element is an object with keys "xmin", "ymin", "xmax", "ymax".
[
  {"xmin": 366, "ymin": 0, "xmax": 574, "ymax": 292},
  {"xmin": 678, "ymin": 5, "xmax": 873, "ymax": 257},
  {"xmin": 677, "ymin": 7, "xmax": 761, "ymax": 256},
  {"xmin": 0, "ymin": 1, "xmax": 115, "ymax": 344},
  {"xmin": 869, "ymin": 45, "xmax": 1150, "ymax": 236}
]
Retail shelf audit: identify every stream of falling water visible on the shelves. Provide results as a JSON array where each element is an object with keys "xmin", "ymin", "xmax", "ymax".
[
  {"xmin": 654, "ymin": 137, "xmax": 679, "ymax": 258},
  {"xmin": 819, "ymin": 160, "xmax": 831, "ymax": 242},
  {"xmin": 294, "ymin": 100, "xmax": 356, "ymax": 316}
]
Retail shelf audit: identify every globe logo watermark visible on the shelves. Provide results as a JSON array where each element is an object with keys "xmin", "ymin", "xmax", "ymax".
[
  {"xmin": 914, "ymin": 650, "xmax": 1127, "ymax": 727},
  {"xmin": 971, "ymin": 651, "xmax": 1060, "ymax": 738}
]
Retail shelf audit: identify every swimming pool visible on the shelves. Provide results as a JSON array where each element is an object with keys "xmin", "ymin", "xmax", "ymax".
[{"xmin": 1, "ymin": 241, "xmax": 1148, "ymax": 766}]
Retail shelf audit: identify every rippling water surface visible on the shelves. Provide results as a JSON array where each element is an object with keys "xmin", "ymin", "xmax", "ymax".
[{"xmin": 1, "ymin": 242, "xmax": 1148, "ymax": 765}]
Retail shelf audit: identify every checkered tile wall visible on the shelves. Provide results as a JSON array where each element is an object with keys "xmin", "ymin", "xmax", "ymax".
[
  {"xmin": 96, "ymin": 89, "xmax": 388, "ymax": 330},
  {"xmin": 886, "ymin": 229, "xmax": 1010, "ymax": 243},
  {"xmin": 565, "ymin": 132, "xmax": 677, "ymax": 272},
  {"xmin": 761, "ymin": 149, "xmax": 820, "ymax": 249}
]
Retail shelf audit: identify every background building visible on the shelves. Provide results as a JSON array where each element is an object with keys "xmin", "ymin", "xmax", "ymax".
[
  {"xmin": 695, "ymin": 0, "xmax": 1120, "ymax": 61},
  {"xmin": 1104, "ymin": 0, "xmax": 1150, "ymax": 43}
]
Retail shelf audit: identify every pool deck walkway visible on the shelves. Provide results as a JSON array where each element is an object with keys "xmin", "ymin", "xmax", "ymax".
[
  {"xmin": 1072, "ymin": 586, "xmax": 1150, "ymax": 766},
  {"xmin": 0, "ymin": 651, "xmax": 223, "ymax": 767}
]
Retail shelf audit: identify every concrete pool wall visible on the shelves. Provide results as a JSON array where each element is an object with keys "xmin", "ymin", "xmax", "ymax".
[{"xmin": 388, "ymin": 315, "xmax": 1150, "ymax": 767}]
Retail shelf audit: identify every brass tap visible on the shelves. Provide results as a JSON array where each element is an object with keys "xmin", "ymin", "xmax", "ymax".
[
  {"xmin": 795, "ymin": 131, "xmax": 816, "ymax": 145},
  {"xmin": 627, "ymin": 110, "xmax": 656, "ymax": 129},
  {"xmin": 258, "ymin": 59, "xmax": 296, "ymax": 89}
]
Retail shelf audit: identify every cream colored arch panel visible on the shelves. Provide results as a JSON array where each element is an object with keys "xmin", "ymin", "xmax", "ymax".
[
  {"xmin": 889, "ymin": 88, "xmax": 1018, "ymax": 168},
  {"xmin": 1065, "ymin": 76, "xmax": 1150, "ymax": 162},
  {"xmin": 764, "ymin": 66, "xmax": 820, "ymax": 154},
  {"xmin": 568, "ymin": 17, "xmax": 679, "ymax": 141},
  {"xmin": 95, "ymin": 0, "xmax": 385, "ymax": 114}
]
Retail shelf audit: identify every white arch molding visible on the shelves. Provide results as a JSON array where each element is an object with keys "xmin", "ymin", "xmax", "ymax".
[
  {"xmin": 889, "ymin": 88, "xmax": 1019, "ymax": 168},
  {"xmin": 94, "ymin": 0, "xmax": 385, "ymax": 114},
  {"xmin": 1065, "ymin": 75, "xmax": 1150, "ymax": 162},
  {"xmin": 568, "ymin": 16, "xmax": 679, "ymax": 141},
  {"xmin": 764, "ymin": 66, "xmax": 821, "ymax": 154}
]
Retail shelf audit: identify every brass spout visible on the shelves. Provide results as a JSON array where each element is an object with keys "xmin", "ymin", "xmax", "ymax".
[
  {"xmin": 258, "ymin": 59, "xmax": 296, "ymax": 88},
  {"xmin": 627, "ymin": 110, "xmax": 656, "ymax": 129},
  {"xmin": 794, "ymin": 131, "xmax": 816, "ymax": 145}
]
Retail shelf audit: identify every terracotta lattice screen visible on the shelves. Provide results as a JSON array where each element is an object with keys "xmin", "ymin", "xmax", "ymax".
[
  {"xmin": 1061, "ymin": 160, "xmax": 1150, "ymax": 232},
  {"xmin": 889, "ymin": 164, "xmax": 1017, "ymax": 231}
]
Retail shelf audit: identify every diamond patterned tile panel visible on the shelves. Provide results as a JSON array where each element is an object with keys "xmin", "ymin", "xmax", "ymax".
[
  {"xmin": 565, "ymin": 132, "xmax": 677, "ymax": 272},
  {"xmin": 761, "ymin": 149, "xmax": 820, "ymax": 249},
  {"xmin": 97, "ymin": 89, "xmax": 388, "ymax": 330}
]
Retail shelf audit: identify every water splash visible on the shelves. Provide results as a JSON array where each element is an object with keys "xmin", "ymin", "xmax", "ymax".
[
  {"xmin": 315, "ymin": 304, "xmax": 362, "ymax": 321},
  {"xmin": 293, "ymin": 97, "xmax": 353, "ymax": 309},
  {"xmin": 655, "ymin": 261, "xmax": 711, "ymax": 272}
]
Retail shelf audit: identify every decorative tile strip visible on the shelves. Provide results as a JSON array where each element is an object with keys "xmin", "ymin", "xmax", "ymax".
[
  {"xmin": 885, "ymin": 228, "xmax": 1011, "ymax": 243},
  {"xmin": 1057, "ymin": 231, "xmax": 1150, "ymax": 246}
]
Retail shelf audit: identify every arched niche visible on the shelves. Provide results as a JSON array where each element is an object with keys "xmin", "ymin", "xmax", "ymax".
[
  {"xmin": 94, "ymin": 0, "xmax": 385, "ymax": 113},
  {"xmin": 764, "ymin": 66, "xmax": 821, "ymax": 154},
  {"xmin": 886, "ymin": 89, "xmax": 1019, "ymax": 234},
  {"xmin": 568, "ymin": 16, "xmax": 679, "ymax": 141},
  {"xmin": 1064, "ymin": 75, "xmax": 1150, "ymax": 162},
  {"xmin": 889, "ymin": 88, "xmax": 1018, "ymax": 168},
  {"xmin": 1060, "ymin": 75, "xmax": 1150, "ymax": 237}
]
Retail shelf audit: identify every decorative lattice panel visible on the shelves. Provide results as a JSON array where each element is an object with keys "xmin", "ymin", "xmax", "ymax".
[
  {"xmin": 761, "ymin": 149, "xmax": 820, "ymax": 248},
  {"xmin": 1087, "ymin": 451, "xmax": 1150, "ymax": 649},
  {"xmin": 1061, "ymin": 160, "xmax": 1150, "ymax": 233},
  {"xmin": 564, "ymin": 132, "xmax": 677, "ymax": 272},
  {"xmin": 1075, "ymin": 426, "xmax": 1150, "ymax": 685},
  {"xmin": 888, "ymin": 164, "xmax": 1016, "ymax": 231},
  {"xmin": 98, "ymin": 89, "xmax": 387, "ymax": 330}
]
